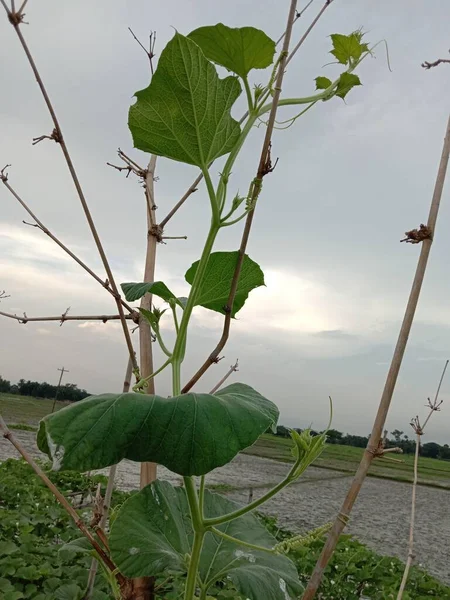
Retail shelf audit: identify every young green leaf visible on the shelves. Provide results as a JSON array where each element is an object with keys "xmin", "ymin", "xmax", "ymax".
[
  {"xmin": 121, "ymin": 281, "xmax": 184, "ymax": 309},
  {"xmin": 37, "ymin": 382, "xmax": 278, "ymax": 476},
  {"xmin": 139, "ymin": 307, "xmax": 164, "ymax": 329},
  {"xmin": 185, "ymin": 251, "xmax": 265, "ymax": 317},
  {"xmin": 188, "ymin": 24, "xmax": 276, "ymax": 79},
  {"xmin": 330, "ymin": 32, "xmax": 369, "ymax": 65},
  {"xmin": 335, "ymin": 72, "xmax": 362, "ymax": 100},
  {"xmin": 110, "ymin": 481, "xmax": 303, "ymax": 600},
  {"xmin": 315, "ymin": 76, "xmax": 332, "ymax": 91},
  {"xmin": 290, "ymin": 429, "xmax": 327, "ymax": 479},
  {"xmin": 129, "ymin": 32, "xmax": 241, "ymax": 168}
]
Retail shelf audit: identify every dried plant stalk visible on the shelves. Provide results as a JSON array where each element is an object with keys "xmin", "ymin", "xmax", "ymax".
[{"xmin": 303, "ymin": 113, "xmax": 450, "ymax": 599}]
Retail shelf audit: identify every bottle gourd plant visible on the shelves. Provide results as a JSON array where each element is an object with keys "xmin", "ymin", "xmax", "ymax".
[{"xmin": 25, "ymin": 11, "xmax": 376, "ymax": 600}]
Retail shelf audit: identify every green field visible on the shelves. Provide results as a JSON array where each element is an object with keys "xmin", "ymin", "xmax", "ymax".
[
  {"xmin": 243, "ymin": 433, "xmax": 450, "ymax": 489},
  {"xmin": 0, "ymin": 392, "xmax": 67, "ymax": 426}
]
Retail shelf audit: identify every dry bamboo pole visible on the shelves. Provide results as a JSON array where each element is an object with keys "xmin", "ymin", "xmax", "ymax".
[{"xmin": 303, "ymin": 113, "xmax": 450, "ymax": 599}]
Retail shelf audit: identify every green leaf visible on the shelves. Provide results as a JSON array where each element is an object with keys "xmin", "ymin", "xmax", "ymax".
[
  {"xmin": 37, "ymin": 382, "xmax": 278, "ymax": 476},
  {"xmin": 335, "ymin": 72, "xmax": 361, "ymax": 100},
  {"xmin": 129, "ymin": 32, "xmax": 241, "ymax": 168},
  {"xmin": 185, "ymin": 251, "xmax": 264, "ymax": 317},
  {"xmin": 109, "ymin": 480, "xmax": 190, "ymax": 578},
  {"xmin": 58, "ymin": 537, "xmax": 93, "ymax": 561},
  {"xmin": 330, "ymin": 32, "xmax": 368, "ymax": 65},
  {"xmin": 188, "ymin": 24, "xmax": 276, "ymax": 79},
  {"xmin": 54, "ymin": 584, "xmax": 83, "ymax": 600},
  {"xmin": 110, "ymin": 481, "xmax": 303, "ymax": 600},
  {"xmin": 290, "ymin": 429, "xmax": 327, "ymax": 478},
  {"xmin": 121, "ymin": 281, "xmax": 184, "ymax": 309},
  {"xmin": 315, "ymin": 76, "xmax": 332, "ymax": 91},
  {"xmin": 0, "ymin": 541, "xmax": 19, "ymax": 556},
  {"xmin": 4, "ymin": 592, "xmax": 24, "ymax": 600}
]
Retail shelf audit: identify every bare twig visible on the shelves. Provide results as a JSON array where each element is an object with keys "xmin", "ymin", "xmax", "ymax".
[
  {"xmin": 209, "ymin": 360, "xmax": 239, "ymax": 394},
  {"xmin": 286, "ymin": 0, "xmax": 334, "ymax": 67},
  {"xmin": 302, "ymin": 114, "xmax": 450, "ymax": 600},
  {"xmin": 276, "ymin": 0, "xmax": 315, "ymax": 45},
  {"xmin": 0, "ymin": 414, "xmax": 126, "ymax": 583},
  {"xmin": 0, "ymin": 309, "xmax": 136, "ymax": 324},
  {"xmin": 85, "ymin": 358, "xmax": 133, "ymax": 599},
  {"xmin": 3, "ymin": 15, "xmax": 139, "ymax": 376},
  {"xmin": 182, "ymin": 1, "xmax": 299, "ymax": 394},
  {"xmin": 422, "ymin": 50, "xmax": 450, "ymax": 70},
  {"xmin": 159, "ymin": 173, "xmax": 202, "ymax": 229},
  {"xmin": 0, "ymin": 167, "xmax": 134, "ymax": 314},
  {"xmin": 128, "ymin": 28, "xmax": 156, "ymax": 75},
  {"xmin": 397, "ymin": 359, "xmax": 448, "ymax": 599},
  {"xmin": 0, "ymin": 290, "xmax": 10, "ymax": 300}
]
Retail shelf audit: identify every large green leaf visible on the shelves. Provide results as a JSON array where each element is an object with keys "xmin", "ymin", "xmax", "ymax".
[
  {"xmin": 185, "ymin": 251, "xmax": 264, "ymax": 317},
  {"xmin": 37, "ymin": 383, "xmax": 278, "ymax": 476},
  {"xmin": 189, "ymin": 24, "xmax": 275, "ymax": 79},
  {"xmin": 110, "ymin": 481, "xmax": 303, "ymax": 600},
  {"xmin": 129, "ymin": 32, "xmax": 241, "ymax": 168}
]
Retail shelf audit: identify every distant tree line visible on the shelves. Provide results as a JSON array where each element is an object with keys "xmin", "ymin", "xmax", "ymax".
[
  {"xmin": 0, "ymin": 376, "xmax": 90, "ymax": 403},
  {"xmin": 272, "ymin": 425, "xmax": 450, "ymax": 461}
]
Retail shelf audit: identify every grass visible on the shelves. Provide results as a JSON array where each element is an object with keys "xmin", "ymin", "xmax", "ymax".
[
  {"xmin": 243, "ymin": 434, "xmax": 450, "ymax": 489},
  {"xmin": 0, "ymin": 392, "xmax": 67, "ymax": 426}
]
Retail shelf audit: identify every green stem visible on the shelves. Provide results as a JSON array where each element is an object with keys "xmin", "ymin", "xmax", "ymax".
[
  {"xmin": 220, "ymin": 210, "xmax": 249, "ymax": 227},
  {"xmin": 243, "ymin": 76, "xmax": 254, "ymax": 113},
  {"xmin": 216, "ymin": 114, "xmax": 257, "ymax": 212},
  {"xmin": 199, "ymin": 475, "xmax": 206, "ymax": 517},
  {"xmin": 185, "ymin": 531, "xmax": 204, "ymax": 600},
  {"xmin": 171, "ymin": 304, "xmax": 179, "ymax": 334},
  {"xmin": 258, "ymin": 50, "xmax": 373, "ymax": 118},
  {"xmin": 184, "ymin": 476, "xmax": 205, "ymax": 600},
  {"xmin": 204, "ymin": 458, "xmax": 301, "ymax": 527},
  {"xmin": 133, "ymin": 356, "xmax": 172, "ymax": 392},
  {"xmin": 199, "ymin": 587, "xmax": 208, "ymax": 600},
  {"xmin": 171, "ymin": 220, "xmax": 220, "ymax": 369},
  {"xmin": 154, "ymin": 327, "xmax": 172, "ymax": 357},
  {"xmin": 209, "ymin": 526, "xmax": 275, "ymax": 555}
]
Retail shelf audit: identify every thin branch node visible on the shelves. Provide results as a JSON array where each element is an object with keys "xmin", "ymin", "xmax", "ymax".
[
  {"xmin": 0, "ymin": 164, "xmax": 11, "ymax": 182},
  {"xmin": 149, "ymin": 223, "xmax": 164, "ymax": 243},
  {"xmin": 8, "ymin": 9, "xmax": 25, "ymax": 26},
  {"xmin": 32, "ymin": 127, "xmax": 61, "ymax": 146},
  {"xmin": 59, "ymin": 306, "xmax": 70, "ymax": 326},
  {"xmin": 400, "ymin": 224, "xmax": 432, "ymax": 244}
]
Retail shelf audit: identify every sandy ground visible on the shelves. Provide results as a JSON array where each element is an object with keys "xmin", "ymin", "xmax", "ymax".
[{"xmin": 1, "ymin": 430, "xmax": 449, "ymax": 585}]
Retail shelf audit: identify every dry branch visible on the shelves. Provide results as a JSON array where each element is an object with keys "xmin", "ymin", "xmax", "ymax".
[
  {"xmin": 0, "ymin": 309, "xmax": 136, "ymax": 324},
  {"xmin": 2, "ymin": 4, "xmax": 138, "ymax": 374},
  {"xmin": 209, "ymin": 360, "xmax": 239, "ymax": 394},
  {"xmin": 422, "ymin": 50, "xmax": 450, "ymax": 70},
  {"xmin": 302, "ymin": 114, "xmax": 450, "ymax": 599},
  {"xmin": 0, "ymin": 168, "xmax": 135, "ymax": 314},
  {"xmin": 397, "ymin": 359, "xmax": 448, "ymax": 599},
  {"xmin": 85, "ymin": 358, "xmax": 133, "ymax": 599}
]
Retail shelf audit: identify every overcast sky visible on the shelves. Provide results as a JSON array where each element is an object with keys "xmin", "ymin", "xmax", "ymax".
[{"xmin": 1, "ymin": 1, "xmax": 450, "ymax": 442}]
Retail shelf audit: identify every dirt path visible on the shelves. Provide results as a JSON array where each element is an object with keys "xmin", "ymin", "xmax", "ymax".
[{"xmin": 1, "ymin": 431, "xmax": 449, "ymax": 584}]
